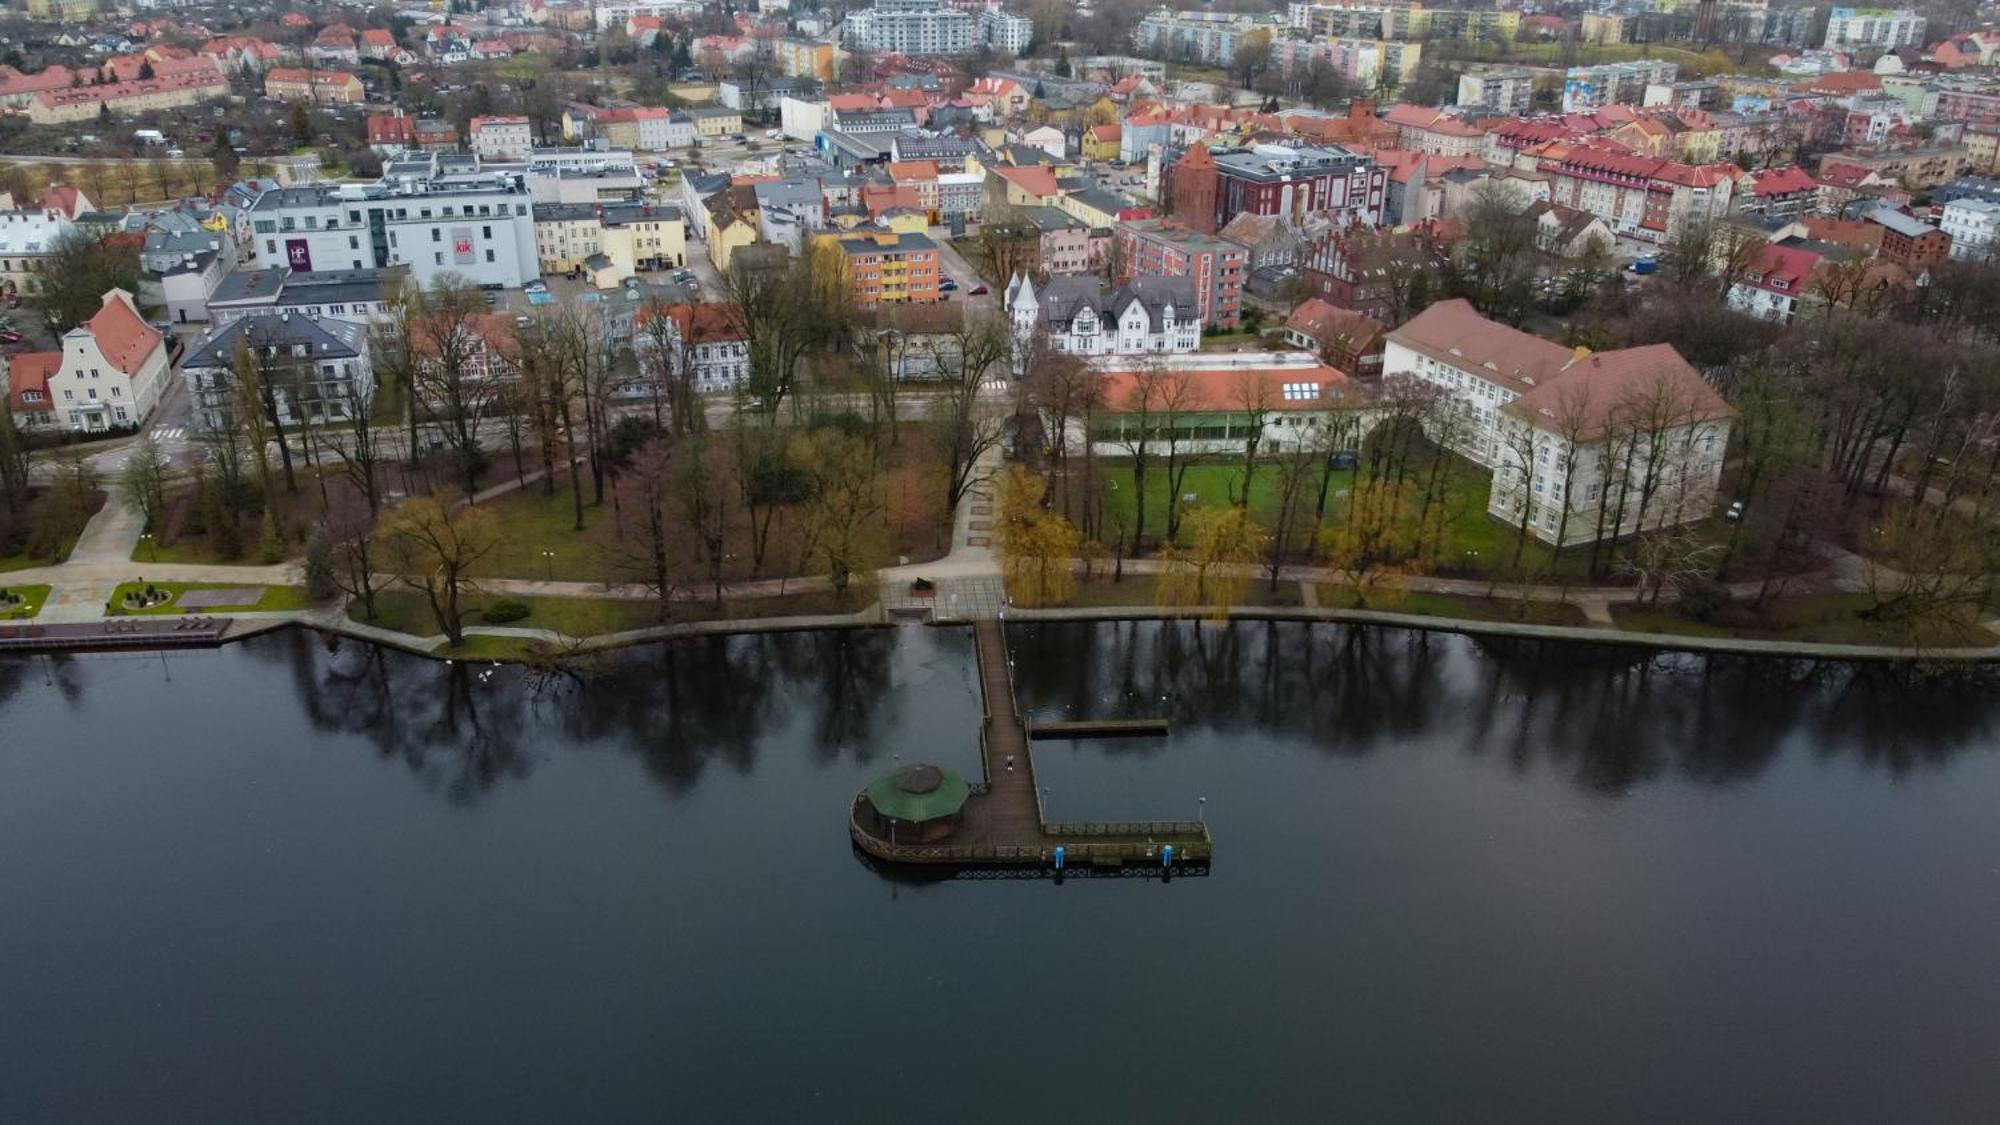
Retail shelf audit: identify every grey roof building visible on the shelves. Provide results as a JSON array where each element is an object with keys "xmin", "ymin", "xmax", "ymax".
[{"xmin": 181, "ymin": 312, "xmax": 374, "ymax": 430}]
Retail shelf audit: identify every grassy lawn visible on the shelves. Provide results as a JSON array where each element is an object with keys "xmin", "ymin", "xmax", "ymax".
[
  {"xmin": 107, "ymin": 581, "xmax": 312, "ymax": 616},
  {"xmin": 1198, "ymin": 329, "xmax": 1264, "ymax": 350},
  {"xmin": 1611, "ymin": 593, "xmax": 1998, "ymax": 648},
  {"xmin": 1165, "ymin": 62, "xmax": 1230, "ymax": 85},
  {"xmin": 0, "ymin": 584, "xmax": 50, "ymax": 619},
  {"xmin": 1101, "ymin": 456, "xmax": 1555, "ymax": 569},
  {"xmin": 465, "ymin": 485, "xmax": 610, "ymax": 579},
  {"xmin": 131, "ymin": 536, "xmax": 233, "ymax": 565},
  {"xmin": 1317, "ymin": 585, "xmax": 1589, "ymax": 627},
  {"xmin": 1101, "ymin": 462, "xmax": 1284, "ymax": 543},
  {"xmin": 1098, "ymin": 453, "xmax": 1704, "ymax": 585},
  {"xmin": 357, "ymin": 587, "xmax": 865, "ymax": 640},
  {"xmin": 0, "ymin": 549, "xmax": 58, "ymax": 574}
]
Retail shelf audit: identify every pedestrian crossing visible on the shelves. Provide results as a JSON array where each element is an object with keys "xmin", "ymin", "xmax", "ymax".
[{"xmin": 149, "ymin": 426, "xmax": 187, "ymax": 442}]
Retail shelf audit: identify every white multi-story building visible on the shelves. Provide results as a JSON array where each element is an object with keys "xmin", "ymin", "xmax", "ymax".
[
  {"xmin": 1005, "ymin": 274, "xmax": 1202, "ymax": 365},
  {"xmin": 245, "ymin": 153, "xmax": 539, "ymax": 289},
  {"xmin": 633, "ymin": 301, "xmax": 749, "ymax": 395},
  {"xmin": 1136, "ymin": 9, "xmax": 1284, "ymax": 67},
  {"xmin": 1457, "ymin": 66, "xmax": 1534, "ymax": 115},
  {"xmin": 1562, "ymin": 59, "xmax": 1679, "ymax": 112},
  {"xmin": 470, "ymin": 115, "xmax": 534, "ymax": 162},
  {"xmin": 981, "ymin": 9, "xmax": 1034, "ymax": 55},
  {"xmin": 1383, "ymin": 298, "xmax": 1733, "ymax": 546},
  {"xmin": 1823, "ymin": 7, "xmax": 1926, "ymax": 50},
  {"xmin": 843, "ymin": 0, "xmax": 977, "ymax": 56},
  {"xmin": 1940, "ymin": 197, "xmax": 2000, "ymax": 261},
  {"xmin": 0, "ymin": 208, "xmax": 72, "ymax": 301},
  {"xmin": 11, "ymin": 289, "xmax": 171, "ymax": 434}
]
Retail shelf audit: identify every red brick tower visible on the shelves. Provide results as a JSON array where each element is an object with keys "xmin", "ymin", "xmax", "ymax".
[{"xmin": 1170, "ymin": 142, "xmax": 1220, "ymax": 234}]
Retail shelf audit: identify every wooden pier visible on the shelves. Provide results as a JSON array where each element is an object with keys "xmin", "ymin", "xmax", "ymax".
[{"xmin": 849, "ymin": 620, "xmax": 1212, "ymax": 871}]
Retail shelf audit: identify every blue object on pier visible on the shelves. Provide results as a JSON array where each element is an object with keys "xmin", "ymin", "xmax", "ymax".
[
  {"xmin": 1053, "ymin": 846, "xmax": 1065, "ymax": 871},
  {"xmin": 1161, "ymin": 844, "xmax": 1174, "ymax": 869}
]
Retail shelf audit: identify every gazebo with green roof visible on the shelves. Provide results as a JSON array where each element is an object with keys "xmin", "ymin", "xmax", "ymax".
[{"xmin": 860, "ymin": 763, "xmax": 971, "ymax": 844}]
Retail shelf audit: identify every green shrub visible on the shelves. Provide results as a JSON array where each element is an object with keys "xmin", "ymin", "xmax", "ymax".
[{"xmin": 483, "ymin": 599, "xmax": 531, "ymax": 624}]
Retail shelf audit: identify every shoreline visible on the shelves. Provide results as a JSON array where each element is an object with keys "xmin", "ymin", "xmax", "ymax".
[{"xmin": 7, "ymin": 599, "xmax": 1995, "ymax": 667}]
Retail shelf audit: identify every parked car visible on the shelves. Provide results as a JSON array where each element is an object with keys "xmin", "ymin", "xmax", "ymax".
[
  {"xmin": 939, "ymin": 278, "xmax": 958, "ymax": 291},
  {"xmin": 0, "ymin": 330, "xmax": 20, "ymax": 344},
  {"xmin": 968, "ymin": 284, "xmax": 989, "ymax": 296}
]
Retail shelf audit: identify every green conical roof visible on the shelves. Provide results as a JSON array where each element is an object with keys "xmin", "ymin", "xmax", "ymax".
[{"xmin": 866, "ymin": 763, "xmax": 970, "ymax": 823}]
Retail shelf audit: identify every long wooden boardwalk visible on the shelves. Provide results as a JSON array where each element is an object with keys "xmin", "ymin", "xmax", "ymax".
[{"xmin": 850, "ymin": 620, "xmax": 1212, "ymax": 870}]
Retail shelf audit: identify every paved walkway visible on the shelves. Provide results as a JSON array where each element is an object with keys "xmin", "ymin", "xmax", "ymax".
[{"xmin": 68, "ymin": 486, "xmax": 145, "ymax": 564}]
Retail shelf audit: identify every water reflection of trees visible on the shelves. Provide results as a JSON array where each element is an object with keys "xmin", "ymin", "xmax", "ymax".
[
  {"xmin": 264, "ymin": 630, "xmax": 533, "ymax": 803},
  {"xmin": 269, "ymin": 626, "xmax": 908, "ymax": 803},
  {"xmin": 1008, "ymin": 621, "xmax": 2000, "ymax": 794}
]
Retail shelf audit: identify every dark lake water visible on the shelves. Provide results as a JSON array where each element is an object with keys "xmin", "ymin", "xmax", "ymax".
[{"xmin": 3, "ymin": 623, "xmax": 1998, "ymax": 1122}]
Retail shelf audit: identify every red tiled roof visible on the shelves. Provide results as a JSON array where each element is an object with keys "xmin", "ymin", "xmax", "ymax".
[
  {"xmin": 1096, "ymin": 360, "xmax": 1360, "ymax": 414},
  {"xmin": 83, "ymin": 291, "xmax": 163, "ymax": 377},
  {"xmin": 1741, "ymin": 243, "xmax": 1821, "ymax": 292},
  {"xmin": 636, "ymin": 301, "xmax": 744, "ymax": 345},
  {"xmin": 991, "ymin": 164, "xmax": 1059, "ymax": 197},
  {"xmin": 1388, "ymin": 298, "xmax": 1576, "ymax": 390},
  {"xmin": 1284, "ymin": 298, "xmax": 1384, "ymax": 353},
  {"xmin": 1752, "ymin": 165, "xmax": 1817, "ymax": 196},
  {"xmin": 7, "ymin": 351, "xmax": 59, "ymax": 413}
]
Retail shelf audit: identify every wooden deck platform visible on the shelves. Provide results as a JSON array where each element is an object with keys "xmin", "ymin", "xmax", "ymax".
[{"xmin": 850, "ymin": 620, "xmax": 1212, "ymax": 871}]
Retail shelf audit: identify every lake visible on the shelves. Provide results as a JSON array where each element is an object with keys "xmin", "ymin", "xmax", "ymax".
[{"xmin": 2, "ymin": 623, "xmax": 1997, "ymax": 1121}]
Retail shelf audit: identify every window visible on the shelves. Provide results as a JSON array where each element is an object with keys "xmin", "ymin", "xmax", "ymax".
[
  {"xmin": 432, "ymin": 229, "xmax": 441, "ymax": 243},
  {"xmin": 115, "ymin": 407, "xmax": 128, "ymax": 421},
  {"xmin": 482, "ymin": 225, "xmax": 492, "ymax": 239},
  {"xmin": 349, "ymin": 236, "xmax": 359, "ymax": 250},
  {"xmin": 111, "ymin": 387, "xmax": 121, "ymax": 398},
  {"xmin": 1282, "ymin": 382, "xmax": 1319, "ymax": 401},
  {"xmin": 87, "ymin": 388, "xmax": 97, "ymax": 400},
  {"xmin": 62, "ymin": 389, "xmax": 72, "ymax": 400},
  {"xmin": 485, "ymin": 249, "xmax": 495, "ymax": 263},
  {"xmin": 435, "ymin": 253, "xmax": 444, "ymax": 265}
]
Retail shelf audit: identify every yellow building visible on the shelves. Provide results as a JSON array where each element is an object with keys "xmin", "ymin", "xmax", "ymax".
[
  {"xmin": 1057, "ymin": 187, "xmax": 1123, "ymax": 230},
  {"xmin": 668, "ymin": 82, "xmax": 719, "ymax": 105},
  {"xmin": 26, "ymin": 69, "xmax": 229, "ymax": 125},
  {"xmin": 534, "ymin": 204, "xmax": 602, "ymax": 275},
  {"xmin": 1082, "ymin": 123, "xmax": 1121, "ymax": 162},
  {"xmin": 601, "ymin": 204, "xmax": 687, "ymax": 275},
  {"xmin": 705, "ymin": 196, "xmax": 758, "ymax": 272},
  {"xmin": 773, "ymin": 40, "xmax": 836, "ymax": 84},
  {"xmin": 879, "ymin": 211, "xmax": 928, "ymax": 237},
  {"xmin": 690, "ymin": 107, "xmax": 742, "ymax": 138},
  {"xmin": 24, "ymin": 0, "xmax": 98, "ymax": 19}
]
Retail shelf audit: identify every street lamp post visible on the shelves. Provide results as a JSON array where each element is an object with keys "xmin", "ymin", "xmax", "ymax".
[
  {"xmin": 1198, "ymin": 796, "xmax": 1206, "ymax": 826},
  {"xmin": 541, "ymin": 550, "xmax": 555, "ymax": 580}
]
